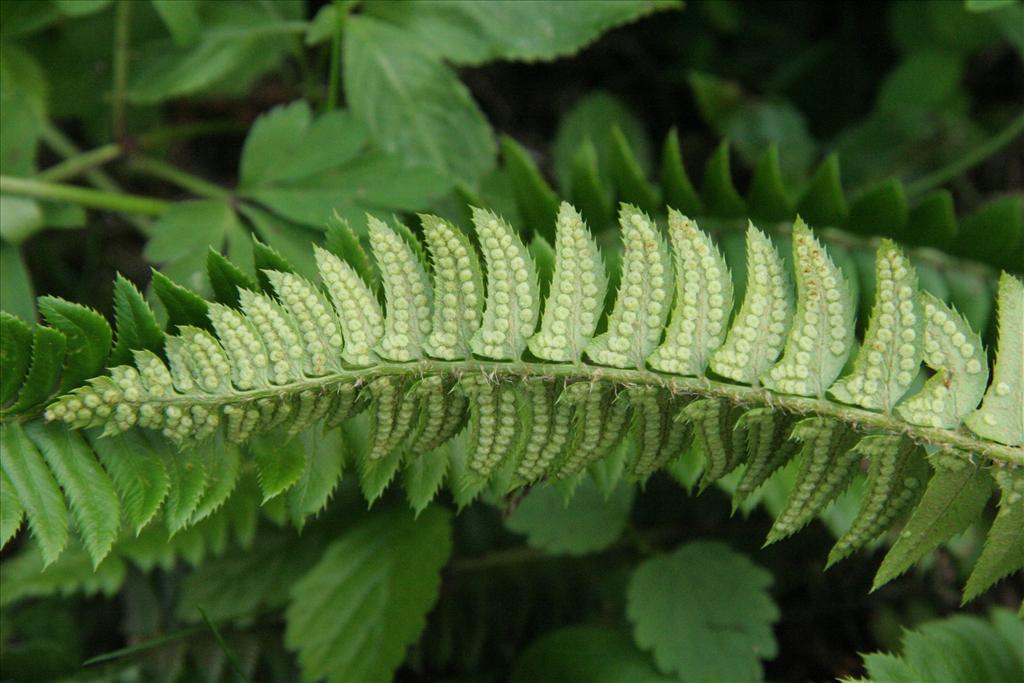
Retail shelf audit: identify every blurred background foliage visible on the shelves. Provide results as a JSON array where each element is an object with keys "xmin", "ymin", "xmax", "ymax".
[{"xmin": 1, "ymin": 1, "xmax": 1022, "ymax": 681}]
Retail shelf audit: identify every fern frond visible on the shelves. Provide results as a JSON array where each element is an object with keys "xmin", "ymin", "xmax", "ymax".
[{"xmin": 4, "ymin": 202, "xmax": 1022, "ymax": 600}]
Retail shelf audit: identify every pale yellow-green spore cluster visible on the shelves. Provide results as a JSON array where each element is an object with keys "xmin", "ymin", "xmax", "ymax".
[
  {"xmin": 208, "ymin": 303, "xmax": 269, "ymax": 390},
  {"xmin": 462, "ymin": 376, "xmax": 520, "ymax": 478},
  {"xmin": 470, "ymin": 208, "xmax": 539, "ymax": 360},
  {"xmin": 267, "ymin": 271, "xmax": 342, "ymax": 377},
  {"xmin": 830, "ymin": 241, "xmax": 922, "ymax": 412},
  {"xmin": 710, "ymin": 224, "xmax": 792, "ymax": 384},
  {"xmin": 528, "ymin": 203, "xmax": 607, "ymax": 362},
  {"xmin": 314, "ymin": 245, "xmax": 383, "ymax": 367},
  {"xmin": 368, "ymin": 217, "xmax": 433, "ymax": 362},
  {"xmin": 421, "ymin": 215, "xmax": 484, "ymax": 359},
  {"xmin": 649, "ymin": 211, "xmax": 732, "ymax": 376},
  {"xmin": 762, "ymin": 219, "xmax": 853, "ymax": 397},
  {"xmin": 586, "ymin": 205, "xmax": 673, "ymax": 369},
  {"xmin": 239, "ymin": 289, "xmax": 304, "ymax": 384},
  {"xmin": 898, "ymin": 292, "xmax": 987, "ymax": 429}
]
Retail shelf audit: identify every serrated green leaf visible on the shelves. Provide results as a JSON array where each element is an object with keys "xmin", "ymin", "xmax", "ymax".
[
  {"xmin": 529, "ymin": 203, "xmax": 607, "ymax": 362},
  {"xmin": 471, "ymin": 207, "xmax": 540, "ymax": 360},
  {"xmin": 609, "ymin": 125, "xmax": 660, "ymax": 214},
  {"xmin": 873, "ymin": 451, "xmax": 993, "ymax": 590},
  {"xmin": 627, "ymin": 541, "xmax": 779, "ymax": 682},
  {"xmin": 511, "ymin": 626, "xmax": 674, "ymax": 683},
  {"xmin": 905, "ymin": 189, "xmax": 957, "ymax": 248},
  {"xmin": 0, "ymin": 423, "xmax": 68, "ymax": 565},
  {"xmin": 324, "ymin": 210, "xmax": 375, "ymax": 288},
  {"xmin": 420, "ymin": 214, "xmax": 484, "ymax": 360},
  {"xmin": 506, "ymin": 477, "xmax": 633, "ymax": 555},
  {"xmin": 4, "ymin": 324, "xmax": 66, "ymax": 415},
  {"xmin": 747, "ymin": 144, "xmax": 793, "ymax": 222},
  {"xmin": 831, "ymin": 241, "xmax": 922, "ymax": 411},
  {"xmin": 88, "ymin": 429, "xmax": 169, "ymax": 535},
  {"xmin": 37, "ymin": 297, "xmax": 111, "ymax": 393},
  {"xmin": 963, "ymin": 467, "xmax": 1024, "ymax": 602},
  {"xmin": 191, "ymin": 443, "xmax": 241, "ymax": 524},
  {"xmin": 404, "ymin": 446, "xmax": 449, "ymax": 516},
  {"xmin": 161, "ymin": 441, "xmax": 210, "ymax": 534},
  {"xmin": 368, "ymin": 216, "xmax": 434, "ymax": 361},
  {"xmin": 569, "ymin": 140, "xmax": 614, "ymax": 227},
  {"xmin": 144, "ymin": 199, "xmax": 239, "ymax": 289},
  {"xmin": 965, "ymin": 273, "xmax": 1023, "ymax": 446},
  {"xmin": 953, "ymin": 196, "xmax": 1023, "ymax": 272},
  {"xmin": 110, "ymin": 274, "xmax": 165, "ymax": 365},
  {"xmin": 700, "ymin": 141, "xmax": 746, "ymax": 217},
  {"xmin": 529, "ymin": 234, "xmax": 556, "ymax": 301},
  {"xmin": 501, "ymin": 135, "xmax": 559, "ymax": 242},
  {"xmin": 0, "ymin": 310, "xmax": 33, "ymax": 405},
  {"xmin": 1, "ymin": 466, "xmax": 24, "ymax": 547},
  {"xmin": 649, "ymin": 211, "xmax": 733, "ymax": 376},
  {"xmin": 846, "ymin": 178, "xmax": 907, "ymax": 237},
  {"xmin": 285, "ymin": 506, "xmax": 452, "ymax": 683},
  {"xmin": 150, "ymin": 270, "xmax": 210, "ymax": 331},
  {"xmin": 797, "ymin": 153, "xmax": 847, "ymax": 228},
  {"xmin": 287, "ymin": 426, "xmax": 346, "ymax": 529},
  {"xmin": 23, "ymin": 421, "xmax": 119, "ymax": 566},
  {"xmin": 0, "ymin": 543, "xmax": 126, "ymax": 608},
  {"xmin": 763, "ymin": 219, "xmax": 855, "ymax": 397},
  {"xmin": 251, "ymin": 236, "xmax": 294, "ymax": 291},
  {"xmin": 251, "ymin": 430, "xmax": 306, "ymax": 503},
  {"xmin": 586, "ymin": 205, "xmax": 673, "ymax": 369},
  {"xmin": 205, "ymin": 248, "xmax": 257, "ymax": 308},
  {"xmin": 660, "ymin": 128, "xmax": 703, "ymax": 216}
]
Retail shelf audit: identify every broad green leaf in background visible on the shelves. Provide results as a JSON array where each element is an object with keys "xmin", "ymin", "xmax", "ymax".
[
  {"xmin": 365, "ymin": 0, "xmax": 681, "ymax": 65},
  {"xmin": 150, "ymin": 0, "xmax": 202, "ymax": 46},
  {"xmin": 511, "ymin": 626, "xmax": 674, "ymax": 683},
  {"xmin": 0, "ymin": 543, "xmax": 125, "ymax": 608},
  {"xmin": 144, "ymin": 199, "xmax": 243, "ymax": 292},
  {"xmin": 285, "ymin": 506, "xmax": 452, "ymax": 683},
  {"xmin": 0, "ymin": 44, "xmax": 48, "ymax": 245},
  {"xmin": 0, "ymin": 242, "xmax": 36, "ymax": 322},
  {"xmin": 237, "ymin": 100, "xmax": 450, "ymax": 230},
  {"xmin": 627, "ymin": 541, "xmax": 779, "ymax": 681},
  {"xmin": 343, "ymin": 15, "xmax": 495, "ymax": 183},
  {"xmin": 506, "ymin": 478, "xmax": 634, "ymax": 556}
]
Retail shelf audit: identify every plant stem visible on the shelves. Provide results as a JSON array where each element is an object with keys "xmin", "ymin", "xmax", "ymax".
[
  {"xmin": 41, "ymin": 124, "xmax": 124, "ymax": 194},
  {"xmin": 324, "ymin": 0, "xmax": 350, "ymax": 111},
  {"xmin": 112, "ymin": 0, "xmax": 132, "ymax": 141},
  {"xmin": 125, "ymin": 156, "xmax": 232, "ymax": 200},
  {"xmin": 0, "ymin": 175, "xmax": 169, "ymax": 216},
  {"xmin": 906, "ymin": 112, "xmax": 1024, "ymax": 197},
  {"xmin": 38, "ymin": 144, "xmax": 123, "ymax": 182},
  {"xmin": 136, "ymin": 120, "xmax": 248, "ymax": 149}
]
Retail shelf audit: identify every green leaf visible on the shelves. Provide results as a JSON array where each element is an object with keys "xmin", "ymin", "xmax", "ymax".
[
  {"xmin": 4, "ymin": 324, "xmax": 66, "ymax": 415},
  {"xmin": 191, "ymin": 442, "xmax": 241, "ymax": 523},
  {"xmin": 627, "ymin": 541, "xmax": 779, "ymax": 681},
  {"xmin": 24, "ymin": 421, "xmax": 119, "ymax": 567},
  {"xmin": 966, "ymin": 0, "xmax": 1017, "ymax": 11},
  {"xmin": 609, "ymin": 126, "xmax": 660, "ymax": 215},
  {"xmin": 506, "ymin": 477, "xmax": 634, "ymax": 555},
  {"xmin": 501, "ymin": 135, "xmax": 560, "ymax": 241},
  {"xmin": 161, "ymin": 441, "xmax": 210, "ymax": 534},
  {"xmin": 206, "ymin": 248, "xmax": 258, "ymax": 307},
  {"xmin": 965, "ymin": 273, "xmax": 1023, "ymax": 446},
  {"xmin": 660, "ymin": 128, "xmax": 703, "ymax": 216},
  {"xmin": 1, "ymin": 466, "xmax": 24, "ymax": 547},
  {"xmin": 963, "ymin": 467, "xmax": 1024, "ymax": 602},
  {"xmin": 285, "ymin": 506, "xmax": 452, "ymax": 683},
  {"xmin": 747, "ymin": 145, "xmax": 793, "ymax": 222},
  {"xmin": 37, "ymin": 296, "xmax": 112, "ymax": 391},
  {"xmin": 0, "ymin": 543, "xmax": 125, "ymax": 608},
  {"xmin": 344, "ymin": 15, "xmax": 495, "ymax": 182},
  {"xmin": 251, "ymin": 430, "xmax": 306, "ymax": 502},
  {"xmin": 953, "ymin": 196, "xmax": 1023, "ymax": 274},
  {"xmin": 324, "ymin": 211, "xmax": 375, "ymax": 288},
  {"xmin": 511, "ymin": 626, "xmax": 674, "ymax": 683},
  {"xmin": 0, "ymin": 310, "xmax": 33, "ymax": 405},
  {"xmin": 873, "ymin": 451, "xmax": 994, "ymax": 590},
  {"xmin": 365, "ymin": 1, "xmax": 679, "ymax": 65},
  {"xmin": 569, "ymin": 140, "xmax": 614, "ymax": 227},
  {"xmin": 845, "ymin": 178, "xmax": 908, "ymax": 237},
  {"xmin": 110, "ymin": 274, "xmax": 165, "ymax": 365},
  {"xmin": 151, "ymin": 0, "xmax": 202, "ymax": 46},
  {"xmin": 287, "ymin": 426, "xmax": 346, "ymax": 529},
  {"xmin": 797, "ymin": 153, "xmax": 847, "ymax": 228},
  {"xmin": 905, "ymin": 189, "xmax": 958, "ymax": 248},
  {"xmin": 145, "ymin": 199, "xmax": 241, "ymax": 294},
  {"xmin": 0, "ymin": 242, "xmax": 36, "ymax": 322},
  {"xmin": 150, "ymin": 270, "xmax": 211, "ymax": 331},
  {"xmin": 251, "ymin": 235, "xmax": 295, "ymax": 291},
  {"xmin": 700, "ymin": 141, "xmax": 746, "ymax": 217},
  {"xmin": 0, "ymin": 423, "xmax": 69, "ymax": 565},
  {"xmin": 404, "ymin": 446, "xmax": 449, "ymax": 516},
  {"xmin": 88, "ymin": 429, "xmax": 169, "ymax": 535}
]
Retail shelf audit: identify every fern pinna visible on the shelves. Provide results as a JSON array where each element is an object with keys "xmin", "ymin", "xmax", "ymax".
[{"xmin": 2, "ymin": 202, "xmax": 1022, "ymax": 606}]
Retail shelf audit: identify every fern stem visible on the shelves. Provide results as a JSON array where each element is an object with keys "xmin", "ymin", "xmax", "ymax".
[
  {"xmin": 37, "ymin": 144, "xmax": 123, "ymax": 183},
  {"xmin": 70, "ymin": 360, "xmax": 1022, "ymax": 465},
  {"xmin": 112, "ymin": 0, "xmax": 132, "ymax": 141},
  {"xmin": 906, "ymin": 111, "xmax": 1024, "ymax": 197},
  {"xmin": 0, "ymin": 176, "xmax": 169, "ymax": 217},
  {"xmin": 124, "ymin": 157, "xmax": 232, "ymax": 201}
]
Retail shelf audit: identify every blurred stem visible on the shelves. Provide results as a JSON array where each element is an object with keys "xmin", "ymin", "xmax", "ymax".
[
  {"xmin": 112, "ymin": 0, "xmax": 132, "ymax": 140},
  {"xmin": 324, "ymin": 0, "xmax": 353, "ymax": 111},
  {"xmin": 906, "ymin": 112, "xmax": 1024, "ymax": 197},
  {"xmin": 0, "ymin": 176, "xmax": 169, "ymax": 216},
  {"xmin": 136, "ymin": 120, "xmax": 248, "ymax": 149},
  {"xmin": 37, "ymin": 144, "xmax": 123, "ymax": 182},
  {"xmin": 126, "ymin": 156, "xmax": 232, "ymax": 201},
  {"xmin": 41, "ymin": 123, "xmax": 124, "ymax": 194}
]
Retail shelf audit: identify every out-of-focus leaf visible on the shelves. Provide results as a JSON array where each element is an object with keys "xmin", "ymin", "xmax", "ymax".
[
  {"xmin": 144, "ymin": 199, "xmax": 241, "ymax": 294},
  {"xmin": 511, "ymin": 626, "xmax": 673, "ymax": 683},
  {"xmin": 0, "ymin": 242, "xmax": 36, "ymax": 322},
  {"xmin": 151, "ymin": 0, "xmax": 202, "ymax": 46}
]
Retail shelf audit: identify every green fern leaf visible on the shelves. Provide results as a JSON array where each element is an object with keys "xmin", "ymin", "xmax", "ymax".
[
  {"xmin": 748, "ymin": 145, "xmax": 793, "ymax": 222},
  {"xmin": 763, "ymin": 218, "xmax": 855, "ymax": 397},
  {"xmin": 88, "ymin": 430, "xmax": 169, "ymax": 534},
  {"xmin": 38, "ymin": 296, "xmax": 112, "ymax": 392},
  {"xmin": 206, "ymin": 247, "xmax": 258, "ymax": 307},
  {"xmin": 962, "ymin": 467, "xmax": 1024, "ymax": 602},
  {"xmin": 554, "ymin": 382, "xmax": 630, "ymax": 478},
  {"xmin": 610, "ymin": 125, "xmax": 660, "ymax": 214},
  {"xmin": 421, "ymin": 214, "xmax": 484, "ymax": 359},
  {"xmin": 287, "ymin": 426, "xmax": 346, "ymax": 529},
  {"xmin": 267, "ymin": 270, "xmax": 344, "ymax": 376},
  {"xmin": 731, "ymin": 409, "xmax": 798, "ymax": 509},
  {"xmin": 830, "ymin": 241, "xmax": 923, "ymax": 412},
  {"xmin": 586, "ymin": 205, "xmax": 673, "ymax": 368},
  {"xmin": 369, "ymin": 215, "xmax": 434, "ymax": 361},
  {"xmin": 682, "ymin": 398, "xmax": 740, "ymax": 490},
  {"xmin": 660, "ymin": 127, "xmax": 703, "ymax": 215},
  {"xmin": 873, "ymin": 450, "xmax": 994, "ymax": 591},
  {"xmin": 23, "ymin": 421, "xmax": 119, "ymax": 567},
  {"xmin": 0, "ymin": 312, "xmax": 33, "ymax": 406},
  {"xmin": 191, "ymin": 442, "xmax": 241, "ymax": 523},
  {"xmin": 648, "ymin": 211, "xmax": 732, "ymax": 375},
  {"xmin": 0, "ymin": 423, "xmax": 69, "ymax": 565},
  {"xmin": 110, "ymin": 274, "xmax": 165, "ymax": 365},
  {"xmin": 324, "ymin": 211, "xmax": 375, "ymax": 288},
  {"xmin": 513, "ymin": 380, "xmax": 564, "ymax": 484},
  {"xmin": 162, "ymin": 439, "xmax": 210, "ymax": 533},
  {"xmin": 150, "ymin": 270, "xmax": 210, "ymax": 331},
  {"xmin": 0, "ymin": 467, "xmax": 24, "ymax": 547},
  {"xmin": 404, "ymin": 445, "xmax": 449, "ymax": 516},
  {"xmin": 701, "ymin": 141, "xmax": 746, "ymax": 217},
  {"xmin": 627, "ymin": 388, "xmax": 689, "ymax": 481},
  {"xmin": 965, "ymin": 273, "xmax": 1023, "ymax": 446},
  {"xmin": 251, "ymin": 430, "xmax": 305, "ymax": 503},
  {"xmin": 314, "ymin": 244, "xmax": 385, "ymax": 366},
  {"xmin": 796, "ymin": 153, "xmax": 846, "ymax": 227},
  {"xmin": 4, "ymin": 325, "xmax": 66, "ymax": 415}
]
